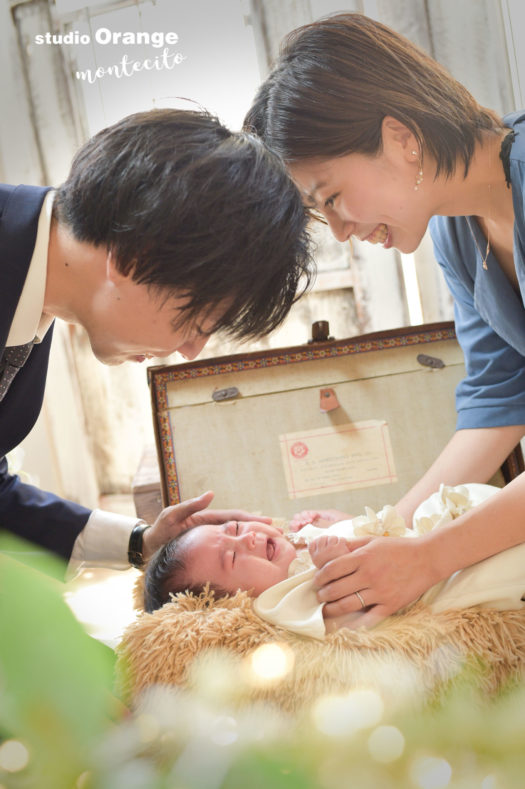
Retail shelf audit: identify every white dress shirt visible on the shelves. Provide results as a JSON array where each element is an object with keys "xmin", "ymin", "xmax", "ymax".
[{"xmin": 6, "ymin": 190, "xmax": 143, "ymax": 572}]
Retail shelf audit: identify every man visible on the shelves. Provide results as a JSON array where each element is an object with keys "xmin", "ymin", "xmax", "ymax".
[{"xmin": 0, "ymin": 108, "xmax": 311, "ymax": 570}]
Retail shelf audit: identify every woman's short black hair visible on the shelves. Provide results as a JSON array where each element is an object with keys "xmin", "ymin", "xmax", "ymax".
[
  {"xmin": 55, "ymin": 109, "xmax": 313, "ymax": 340},
  {"xmin": 244, "ymin": 13, "xmax": 502, "ymax": 179}
]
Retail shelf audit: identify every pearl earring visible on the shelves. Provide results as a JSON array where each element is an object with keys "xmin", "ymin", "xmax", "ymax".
[{"xmin": 412, "ymin": 150, "xmax": 423, "ymax": 191}]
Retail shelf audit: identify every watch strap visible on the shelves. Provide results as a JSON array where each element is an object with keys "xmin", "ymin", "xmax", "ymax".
[{"xmin": 128, "ymin": 522, "xmax": 150, "ymax": 568}]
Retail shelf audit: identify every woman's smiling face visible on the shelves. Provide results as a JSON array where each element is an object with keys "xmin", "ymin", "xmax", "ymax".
[
  {"xmin": 289, "ymin": 117, "xmax": 433, "ymax": 254},
  {"xmin": 180, "ymin": 521, "xmax": 298, "ymax": 596}
]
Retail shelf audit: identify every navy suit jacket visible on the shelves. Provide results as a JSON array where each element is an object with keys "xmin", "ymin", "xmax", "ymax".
[{"xmin": 0, "ymin": 184, "xmax": 91, "ymax": 559}]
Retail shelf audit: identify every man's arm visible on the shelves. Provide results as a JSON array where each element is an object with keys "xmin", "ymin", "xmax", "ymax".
[
  {"xmin": 0, "ymin": 455, "xmax": 92, "ymax": 559},
  {"xmin": 0, "ymin": 460, "xmax": 274, "ymax": 572}
]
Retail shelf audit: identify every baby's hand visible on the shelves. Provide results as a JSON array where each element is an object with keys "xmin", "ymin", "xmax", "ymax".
[
  {"xmin": 289, "ymin": 510, "xmax": 323, "ymax": 531},
  {"xmin": 309, "ymin": 534, "xmax": 351, "ymax": 568},
  {"xmin": 289, "ymin": 508, "xmax": 353, "ymax": 532}
]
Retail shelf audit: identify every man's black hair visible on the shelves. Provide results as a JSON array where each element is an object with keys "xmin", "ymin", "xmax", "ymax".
[{"xmin": 55, "ymin": 109, "xmax": 313, "ymax": 339}]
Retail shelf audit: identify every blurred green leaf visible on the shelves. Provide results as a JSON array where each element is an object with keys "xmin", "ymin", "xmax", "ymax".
[
  {"xmin": 0, "ymin": 531, "xmax": 68, "ymax": 583},
  {"xmin": 225, "ymin": 751, "xmax": 317, "ymax": 789},
  {"xmin": 0, "ymin": 535, "xmax": 116, "ymax": 788}
]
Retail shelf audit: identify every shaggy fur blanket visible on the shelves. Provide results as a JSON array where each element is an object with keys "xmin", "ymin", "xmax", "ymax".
[{"xmin": 117, "ymin": 589, "xmax": 525, "ymax": 713}]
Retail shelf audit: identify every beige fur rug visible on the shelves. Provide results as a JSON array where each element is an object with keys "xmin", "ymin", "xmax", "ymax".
[{"xmin": 117, "ymin": 589, "xmax": 525, "ymax": 713}]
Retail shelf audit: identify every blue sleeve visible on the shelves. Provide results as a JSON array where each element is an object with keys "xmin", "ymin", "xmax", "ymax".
[
  {"xmin": 0, "ymin": 455, "xmax": 92, "ymax": 560},
  {"xmin": 430, "ymin": 217, "xmax": 525, "ymax": 429}
]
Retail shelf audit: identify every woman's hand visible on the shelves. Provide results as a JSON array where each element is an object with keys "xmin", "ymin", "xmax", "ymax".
[
  {"xmin": 314, "ymin": 534, "xmax": 439, "ymax": 629},
  {"xmin": 142, "ymin": 491, "xmax": 273, "ymax": 559},
  {"xmin": 289, "ymin": 508, "xmax": 353, "ymax": 532}
]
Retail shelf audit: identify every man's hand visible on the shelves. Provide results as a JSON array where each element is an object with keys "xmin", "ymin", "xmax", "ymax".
[
  {"xmin": 142, "ymin": 490, "xmax": 273, "ymax": 560},
  {"xmin": 314, "ymin": 534, "xmax": 439, "ymax": 629},
  {"xmin": 289, "ymin": 508, "xmax": 353, "ymax": 532}
]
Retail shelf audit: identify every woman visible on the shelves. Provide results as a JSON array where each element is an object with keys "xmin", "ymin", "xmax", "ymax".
[{"xmin": 244, "ymin": 13, "xmax": 525, "ymax": 628}]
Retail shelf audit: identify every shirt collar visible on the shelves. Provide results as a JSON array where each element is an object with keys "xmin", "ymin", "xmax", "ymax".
[{"xmin": 6, "ymin": 190, "xmax": 55, "ymax": 346}]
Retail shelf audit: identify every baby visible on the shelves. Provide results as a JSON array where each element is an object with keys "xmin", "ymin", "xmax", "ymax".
[
  {"xmin": 144, "ymin": 484, "xmax": 525, "ymax": 639},
  {"xmin": 144, "ymin": 519, "xmax": 311, "ymax": 608}
]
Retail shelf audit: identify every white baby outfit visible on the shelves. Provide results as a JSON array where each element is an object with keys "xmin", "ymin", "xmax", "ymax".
[{"xmin": 253, "ymin": 484, "xmax": 525, "ymax": 639}]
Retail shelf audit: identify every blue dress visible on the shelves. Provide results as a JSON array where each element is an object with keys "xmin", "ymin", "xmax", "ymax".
[{"xmin": 430, "ymin": 111, "xmax": 525, "ymax": 429}]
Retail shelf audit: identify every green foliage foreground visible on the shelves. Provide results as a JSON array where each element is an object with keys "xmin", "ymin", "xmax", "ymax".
[{"xmin": 1, "ymin": 536, "xmax": 525, "ymax": 789}]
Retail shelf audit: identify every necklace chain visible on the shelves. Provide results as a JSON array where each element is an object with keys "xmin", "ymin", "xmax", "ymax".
[
  {"xmin": 467, "ymin": 128, "xmax": 514, "ymax": 272},
  {"xmin": 467, "ymin": 173, "xmax": 492, "ymax": 271},
  {"xmin": 481, "ymin": 234, "xmax": 490, "ymax": 271},
  {"xmin": 467, "ymin": 218, "xmax": 491, "ymax": 271}
]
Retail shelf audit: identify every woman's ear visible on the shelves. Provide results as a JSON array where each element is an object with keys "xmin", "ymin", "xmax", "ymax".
[{"xmin": 381, "ymin": 116, "xmax": 420, "ymax": 162}]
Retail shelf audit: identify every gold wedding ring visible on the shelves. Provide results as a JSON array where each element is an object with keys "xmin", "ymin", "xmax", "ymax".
[{"xmin": 355, "ymin": 590, "xmax": 366, "ymax": 609}]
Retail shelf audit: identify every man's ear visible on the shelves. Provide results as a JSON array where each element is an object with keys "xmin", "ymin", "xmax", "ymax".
[
  {"xmin": 381, "ymin": 116, "xmax": 420, "ymax": 162},
  {"xmin": 105, "ymin": 249, "xmax": 127, "ymax": 285}
]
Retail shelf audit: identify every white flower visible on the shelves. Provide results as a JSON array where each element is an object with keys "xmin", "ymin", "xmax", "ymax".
[
  {"xmin": 353, "ymin": 505, "xmax": 408, "ymax": 538},
  {"xmin": 378, "ymin": 505, "xmax": 407, "ymax": 536},
  {"xmin": 438, "ymin": 483, "xmax": 472, "ymax": 517}
]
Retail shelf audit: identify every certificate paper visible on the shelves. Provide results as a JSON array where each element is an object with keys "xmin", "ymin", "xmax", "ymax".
[{"xmin": 279, "ymin": 421, "xmax": 397, "ymax": 499}]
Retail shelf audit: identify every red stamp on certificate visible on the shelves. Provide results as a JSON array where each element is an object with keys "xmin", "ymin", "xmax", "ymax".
[{"xmin": 290, "ymin": 441, "xmax": 308, "ymax": 459}]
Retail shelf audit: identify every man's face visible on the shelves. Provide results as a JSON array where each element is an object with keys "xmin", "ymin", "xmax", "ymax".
[
  {"xmin": 180, "ymin": 522, "xmax": 298, "ymax": 597},
  {"xmin": 80, "ymin": 266, "xmax": 214, "ymax": 365}
]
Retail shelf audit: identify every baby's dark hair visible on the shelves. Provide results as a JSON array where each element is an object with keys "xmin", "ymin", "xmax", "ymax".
[{"xmin": 143, "ymin": 526, "xmax": 228, "ymax": 613}]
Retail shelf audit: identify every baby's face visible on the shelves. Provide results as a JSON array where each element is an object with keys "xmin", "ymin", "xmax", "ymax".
[{"xmin": 182, "ymin": 521, "xmax": 297, "ymax": 596}]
